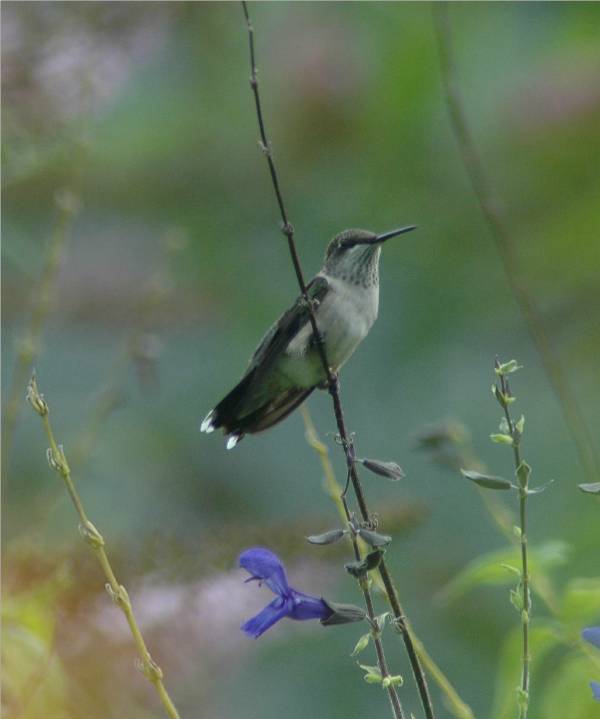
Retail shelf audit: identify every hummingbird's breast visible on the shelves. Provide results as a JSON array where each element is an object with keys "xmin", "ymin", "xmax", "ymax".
[{"xmin": 282, "ymin": 273, "xmax": 379, "ymax": 387}]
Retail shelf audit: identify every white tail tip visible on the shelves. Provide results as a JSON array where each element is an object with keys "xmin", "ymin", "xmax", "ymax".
[
  {"xmin": 200, "ymin": 410, "xmax": 215, "ymax": 433},
  {"xmin": 226, "ymin": 434, "xmax": 241, "ymax": 450}
]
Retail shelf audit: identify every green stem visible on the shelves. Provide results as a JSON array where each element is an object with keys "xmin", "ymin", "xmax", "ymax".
[
  {"xmin": 301, "ymin": 406, "xmax": 476, "ymax": 719},
  {"xmin": 28, "ymin": 374, "xmax": 181, "ymax": 719}
]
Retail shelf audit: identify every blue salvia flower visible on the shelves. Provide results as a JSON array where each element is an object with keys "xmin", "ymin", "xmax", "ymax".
[
  {"xmin": 582, "ymin": 626, "xmax": 600, "ymax": 701},
  {"xmin": 239, "ymin": 547, "xmax": 333, "ymax": 638}
]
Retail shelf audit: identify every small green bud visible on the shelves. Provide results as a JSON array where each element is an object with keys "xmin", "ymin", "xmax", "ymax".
[
  {"xmin": 105, "ymin": 583, "xmax": 130, "ymax": 610},
  {"xmin": 495, "ymin": 359, "xmax": 522, "ymax": 376},
  {"xmin": 490, "ymin": 433, "xmax": 514, "ymax": 445},
  {"xmin": 385, "ymin": 674, "xmax": 404, "ymax": 688},
  {"xmin": 513, "ymin": 525, "xmax": 522, "ymax": 538},
  {"xmin": 515, "ymin": 415, "xmax": 525, "ymax": 435},
  {"xmin": 516, "ymin": 461, "xmax": 531, "ymax": 489},
  {"xmin": 499, "ymin": 417, "xmax": 510, "ymax": 434},
  {"xmin": 351, "ymin": 633, "xmax": 371, "ymax": 656},
  {"xmin": 136, "ymin": 655, "xmax": 163, "ymax": 682},
  {"xmin": 26, "ymin": 373, "xmax": 49, "ymax": 416},
  {"xmin": 79, "ymin": 520, "xmax": 105, "ymax": 549},
  {"xmin": 358, "ymin": 663, "xmax": 382, "ymax": 684},
  {"xmin": 46, "ymin": 446, "xmax": 69, "ymax": 477},
  {"xmin": 510, "ymin": 588, "xmax": 524, "ymax": 612},
  {"xmin": 516, "ymin": 687, "xmax": 529, "ymax": 709}
]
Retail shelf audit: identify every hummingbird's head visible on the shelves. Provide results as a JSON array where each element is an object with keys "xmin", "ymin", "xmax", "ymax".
[{"xmin": 322, "ymin": 226, "xmax": 416, "ymax": 286}]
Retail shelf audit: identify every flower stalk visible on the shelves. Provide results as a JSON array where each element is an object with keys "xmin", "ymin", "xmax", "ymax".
[{"xmin": 27, "ymin": 373, "xmax": 181, "ymax": 719}]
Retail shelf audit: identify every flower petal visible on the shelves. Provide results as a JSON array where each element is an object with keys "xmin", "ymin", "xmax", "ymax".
[
  {"xmin": 239, "ymin": 547, "xmax": 289, "ymax": 596},
  {"xmin": 591, "ymin": 681, "xmax": 600, "ymax": 702},
  {"xmin": 241, "ymin": 597, "xmax": 292, "ymax": 638},
  {"xmin": 288, "ymin": 589, "xmax": 332, "ymax": 622},
  {"xmin": 582, "ymin": 627, "xmax": 600, "ymax": 650}
]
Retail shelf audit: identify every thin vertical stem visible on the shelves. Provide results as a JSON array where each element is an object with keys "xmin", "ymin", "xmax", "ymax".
[
  {"xmin": 496, "ymin": 363, "xmax": 531, "ymax": 717},
  {"xmin": 240, "ymin": 4, "xmax": 434, "ymax": 717},
  {"xmin": 433, "ymin": 5, "xmax": 599, "ymax": 485}
]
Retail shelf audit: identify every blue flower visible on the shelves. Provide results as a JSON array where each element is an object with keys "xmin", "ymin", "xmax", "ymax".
[
  {"xmin": 582, "ymin": 626, "xmax": 600, "ymax": 702},
  {"xmin": 239, "ymin": 547, "xmax": 333, "ymax": 638}
]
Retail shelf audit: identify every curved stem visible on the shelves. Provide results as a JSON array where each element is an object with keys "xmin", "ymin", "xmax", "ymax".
[
  {"xmin": 27, "ymin": 374, "xmax": 181, "ymax": 719},
  {"xmin": 433, "ymin": 4, "xmax": 599, "ymax": 485},
  {"xmin": 241, "ymin": 4, "xmax": 435, "ymax": 717}
]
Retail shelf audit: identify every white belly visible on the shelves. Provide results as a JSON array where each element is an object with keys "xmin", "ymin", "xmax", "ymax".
[{"xmin": 283, "ymin": 275, "xmax": 379, "ymax": 385}]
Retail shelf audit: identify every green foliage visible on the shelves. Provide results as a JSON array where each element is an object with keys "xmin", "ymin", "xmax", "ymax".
[{"xmin": 439, "ymin": 541, "xmax": 569, "ymax": 605}]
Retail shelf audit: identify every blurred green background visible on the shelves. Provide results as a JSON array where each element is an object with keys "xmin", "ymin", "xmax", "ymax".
[{"xmin": 2, "ymin": 2, "xmax": 600, "ymax": 718}]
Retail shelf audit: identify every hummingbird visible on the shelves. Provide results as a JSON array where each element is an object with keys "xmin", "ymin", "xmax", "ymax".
[{"xmin": 201, "ymin": 225, "xmax": 416, "ymax": 449}]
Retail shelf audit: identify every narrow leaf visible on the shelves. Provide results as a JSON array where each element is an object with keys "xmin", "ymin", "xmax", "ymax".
[
  {"xmin": 490, "ymin": 433, "xmax": 514, "ymax": 446},
  {"xmin": 578, "ymin": 482, "xmax": 600, "ymax": 495},
  {"xmin": 495, "ymin": 359, "xmax": 522, "ymax": 376},
  {"xmin": 516, "ymin": 461, "xmax": 531, "ymax": 489},
  {"xmin": 358, "ymin": 528, "xmax": 392, "ymax": 548},
  {"xmin": 461, "ymin": 469, "xmax": 513, "ymax": 491},
  {"xmin": 351, "ymin": 633, "xmax": 371, "ymax": 656},
  {"xmin": 306, "ymin": 528, "xmax": 347, "ymax": 545},
  {"xmin": 360, "ymin": 458, "xmax": 405, "ymax": 481}
]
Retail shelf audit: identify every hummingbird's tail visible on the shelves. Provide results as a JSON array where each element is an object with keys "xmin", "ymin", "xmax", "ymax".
[{"xmin": 201, "ymin": 373, "xmax": 314, "ymax": 449}]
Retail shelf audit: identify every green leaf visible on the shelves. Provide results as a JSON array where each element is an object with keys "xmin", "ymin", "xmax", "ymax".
[
  {"xmin": 490, "ymin": 433, "xmax": 514, "ymax": 445},
  {"xmin": 350, "ymin": 633, "xmax": 371, "ymax": 656},
  {"xmin": 382, "ymin": 674, "xmax": 404, "ymax": 688},
  {"xmin": 495, "ymin": 359, "xmax": 523, "ymax": 376},
  {"xmin": 438, "ymin": 541, "xmax": 569, "ymax": 605},
  {"xmin": 306, "ymin": 528, "xmax": 347, "ymax": 545},
  {"xmin": 461, "ymin": 469, "xmax": 513, "ymax": 491},
  {"xmin": 358, "ymin": 528, "xmax": 392, "ymax": 548},
  {"xmin": 515, "ymin": 415, "xmax": 525, "ymax": 435},
  {"xmin": 559, "ymin": 577, "xmax": 600, "ymax": 628},
  {"xmin": 540, "ymin": 653, "xmax": 600, "ymax": 719},
  {"xmin": 360, "ymin": 458, "xmax": 405, "ymax": 481},
  {"xmin": 516, "ymin": 461, "xmax": 531, "ymax": 489},
  {"xmin": 489, "ymin": 622, "xmax": 561, "ymax": 719},
  {"xmin": 578, "ymin": 482, "xmax": 600, "ymax": 495},
  {"xmin": 509, "ymin": 588, "xmax": 524, "ymax": 613},
  {"xmin": 358, "ymin": 663, "xmax": 382, "ymax": 684}
]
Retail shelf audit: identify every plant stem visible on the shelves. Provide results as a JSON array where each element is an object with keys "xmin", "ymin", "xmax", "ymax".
[
  {"xmin": 301, "ymin": 406, "xmax": 475, "ymax": 719},
  {"xmin": 27, "ymin": 374, "xmax": 181, "ymax": 719},
  {"xmin": 496, "ymin": 365, "xmax": 530, "ymax": 717},
  {"xmin": 433, "ymin": 4, "xmax": 599, "ymax": 485},
  {"xmin": 240, "ymin": 5, "xmax": 434, "ymax": 716}
]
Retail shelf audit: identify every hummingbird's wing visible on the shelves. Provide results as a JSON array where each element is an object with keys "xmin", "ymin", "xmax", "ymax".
[
  {"xmin": 247, "ymin": 275, "xmax": 330, "ymax": 377},
  {"xmin": 204, "ymin": 275, "xmax": 330, "ymax": 440}
]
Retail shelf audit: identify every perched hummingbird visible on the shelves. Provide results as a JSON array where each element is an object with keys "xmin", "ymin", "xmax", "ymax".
[{"xmin": 201, "ymin": 226, "xmax": 416, "ymax": 448}]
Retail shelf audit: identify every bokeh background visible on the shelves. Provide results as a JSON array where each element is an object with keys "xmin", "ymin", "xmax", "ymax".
[{"xmin": 3, "ymin": 3, "xmax": 600, "ymax": 718}]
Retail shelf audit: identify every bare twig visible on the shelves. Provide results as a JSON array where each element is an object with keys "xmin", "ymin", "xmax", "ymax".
[
  {"xmin": 27, "ymin": 374, "xmax": 182, "ymax": 719},
  {"xmin": 241, "ymin": 4, "xmax": 434, "ymax": 717},
  {"xmin": 433, "ymin": 5, "xmax": 599, "ymax": 485}
]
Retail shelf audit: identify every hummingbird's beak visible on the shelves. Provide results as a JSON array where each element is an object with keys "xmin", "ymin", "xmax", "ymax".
[{"xmin": 375, "ymin": 225, "xmax": 417, "ymax": 243}]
